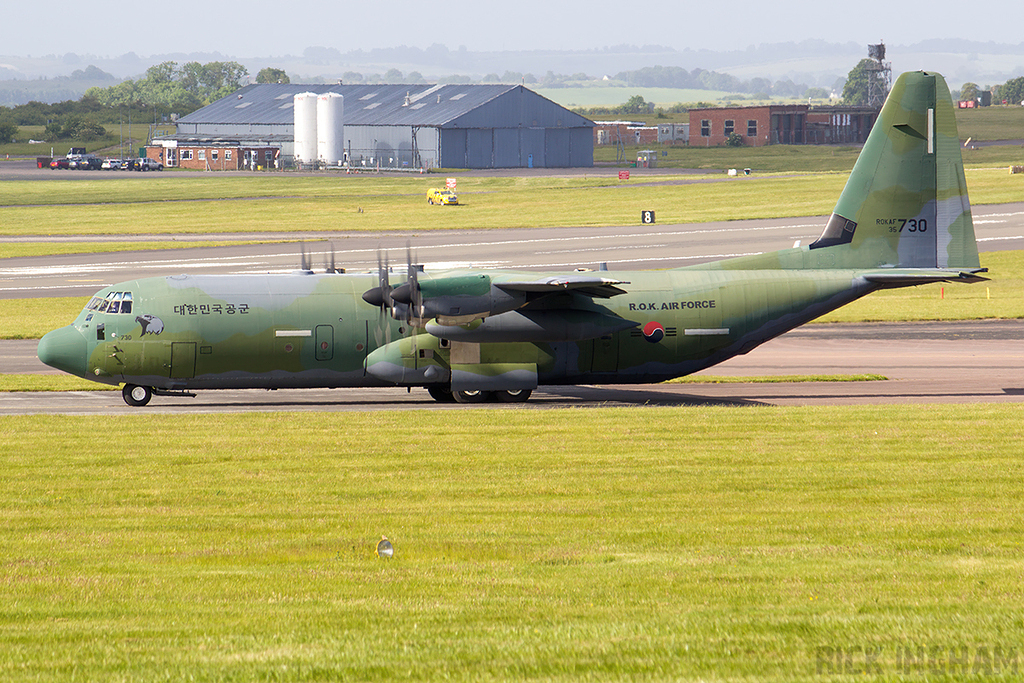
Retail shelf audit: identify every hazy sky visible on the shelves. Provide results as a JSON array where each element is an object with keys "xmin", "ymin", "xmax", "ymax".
[{"xmin": 7, "ymin": 0, "xmax": 1023, "ymax": 57}]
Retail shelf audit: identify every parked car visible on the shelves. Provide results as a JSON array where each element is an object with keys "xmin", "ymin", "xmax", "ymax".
[
  {"xmin": 133, "ymin": 157, "xmax": 163, "ymax": 171},
  {"xmin": 71, "ymin": 155, "xmax": 102, "ymax": 170},
  {"xmin": 101, "ymin": 158, "xmax": 122, "ymax": 170},
  {"xmin": 427, "ymin": 188, "xmax": 458, "ymax": 205},
  {"xmin": 49, "ymin": 158, "xmax": 70, "ymax": 169}
]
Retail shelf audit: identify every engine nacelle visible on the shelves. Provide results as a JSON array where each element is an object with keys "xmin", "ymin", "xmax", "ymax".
[
  {"xmin": 364, "ymin": 335, "xmax": 451, "ymax": 386},
  {"xmin": 391, "ymin": 274, "xmax": 528, "ymax": 324}
]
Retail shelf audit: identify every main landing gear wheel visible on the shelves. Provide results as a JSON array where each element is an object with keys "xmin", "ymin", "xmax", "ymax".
[
  {"xmin": 494, "ymin": 389, "xmax": 532, "ymax": 403},
  {"xmin": 122, "ymin": 384, "xmax": 153, "ymax": 407},
  {"xmin": 453, "ymin": 389, "xmax": 491, "ymax": 404}
]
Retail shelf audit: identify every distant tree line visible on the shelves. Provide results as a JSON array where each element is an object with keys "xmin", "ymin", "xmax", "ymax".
[
  {"xmin": 0, "ymin": 61, "xmax": 282, "ymax": 144},
  {"xmin": 84, "ymin": 60, "xmax": 251, "ymax": 115},
  {"xmin": 942, "ymin": 78, "xmax": 1024, "ymax": 106},
  {"xmin": 331, "ymin": 66, "xmax": 822, "ymax": 97},
  {"xmin": 958, "ymin": 77, "xmax": 1024, "ymax": 105},
  {"xmin": 609, "ymin": 65, "xmax": 817, "ymax": 98}
]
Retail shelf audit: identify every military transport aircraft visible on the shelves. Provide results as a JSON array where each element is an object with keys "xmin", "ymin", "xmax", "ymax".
[{"xmin": 38, "ymin": 71, "xmax": 986, "ymax": 406}]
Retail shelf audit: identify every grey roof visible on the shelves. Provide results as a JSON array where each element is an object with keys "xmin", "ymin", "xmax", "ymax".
[
  {"xmin": 176, "ymin": 83, "xmax": 593, "ymax": 129},
  {"xmin": 155, "ymin": 134, "xmax": 292, "ymax": 145}
]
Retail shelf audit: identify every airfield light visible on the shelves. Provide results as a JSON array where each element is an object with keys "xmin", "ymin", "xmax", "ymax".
[{"xmin": 376, "ymin": 536, "xmax": 394, "ymax": 559}]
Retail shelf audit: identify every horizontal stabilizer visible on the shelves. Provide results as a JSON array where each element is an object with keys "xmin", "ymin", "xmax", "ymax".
[{"xmin": 861, "ymin": 268, "xmax": 989, "ymax": 286}]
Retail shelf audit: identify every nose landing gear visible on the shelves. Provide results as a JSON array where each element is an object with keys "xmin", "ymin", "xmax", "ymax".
[{"xmin": 122, "ymin": 384, "xmax": 152, "ymax": 406}]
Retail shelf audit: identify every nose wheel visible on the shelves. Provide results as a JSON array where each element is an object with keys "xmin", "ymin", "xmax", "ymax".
[{"xmin": 122, "ymin": 384, "xmax": 152, "ymax": 407}]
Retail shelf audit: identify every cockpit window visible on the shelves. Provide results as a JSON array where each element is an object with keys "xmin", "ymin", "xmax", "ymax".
[{"xmin": 85, "ymin": 291, "xmax": 134, "ymax": 315}]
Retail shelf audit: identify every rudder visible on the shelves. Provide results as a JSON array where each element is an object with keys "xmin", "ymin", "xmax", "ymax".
[{"xmin": 809, "ymin": 71, "xmax": 980, "ymax": 270}]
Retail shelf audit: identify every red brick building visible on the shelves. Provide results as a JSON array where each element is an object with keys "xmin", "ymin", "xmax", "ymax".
[
  {"xmin": 688, "ymin": 105, "xmax": 878, "ymax": 147},
  {"xmin": 146, "ymin": 138, "xmax": 284, "ymax": 170}
]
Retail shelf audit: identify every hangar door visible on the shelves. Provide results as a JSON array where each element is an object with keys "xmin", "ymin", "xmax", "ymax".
[
  {"xmin": 521, "ymin": 128, "xmax": 545, "ymax": 168},
  {"xmin": 545, "ymin": 128, "xmax": 571, "ymax": 167},
  {"xmin": 466, "ymin": 129, "xmax": 493, "ymax": 168},
  {"xmin": 440, "ymin": 129, "xmax": 494, "ymax": 168},
  {"xmin": 493, "ymin": 129, "xmax": 520, "ymax": 167},
  {"xmin": 440, "ymin": 127, "xmax": 564, "ymax": 169},
  {"xmin": 440, "ymin": 130, "xmax": 467, "ymax": 169}
]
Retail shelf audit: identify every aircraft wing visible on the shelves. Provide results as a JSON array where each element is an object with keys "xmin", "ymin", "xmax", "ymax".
[
  {"xmin": 861, "ymin": 268, "xmax": 989, "ymax": 286},
  {"xmin": 495, "ymin": 275, "xmax": 629, "ymax": 299}
]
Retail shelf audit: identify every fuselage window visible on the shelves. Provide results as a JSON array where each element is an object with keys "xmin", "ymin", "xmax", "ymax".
[
  {"xmin": 121, "ymin": 292, "xmax": 132, "ymax": 314},
  {"xmin": 108, "ymin": 292, "xmax": 123, "ymax": 314}
]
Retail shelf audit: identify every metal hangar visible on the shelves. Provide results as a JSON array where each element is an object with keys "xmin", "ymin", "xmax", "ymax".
[{"xmin": 152, "ymin": 83, "xmax": 594, "ymax": 170}]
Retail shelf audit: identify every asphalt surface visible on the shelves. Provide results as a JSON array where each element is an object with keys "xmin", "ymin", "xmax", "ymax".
[{"xmin": 3, "ymin": 202, "xmax": 1024, "ymax": 299}]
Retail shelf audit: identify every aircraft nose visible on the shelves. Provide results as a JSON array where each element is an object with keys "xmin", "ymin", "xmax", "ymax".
[{"xmin": 37, "ymin": 325, "xmax": 88, "ymax": 377}]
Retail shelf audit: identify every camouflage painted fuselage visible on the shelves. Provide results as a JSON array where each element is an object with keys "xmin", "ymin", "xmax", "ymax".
[{"xmin": 42, "ymin": 264, "xmax": 881, "ymax": 391}]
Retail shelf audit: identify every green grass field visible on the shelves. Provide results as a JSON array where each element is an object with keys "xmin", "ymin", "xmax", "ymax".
[
  {"xmin": 2, "ymin": 407, "xmax": 1023, "ymax": 682},
  {"xmin": 535, "ymin": 85, "xmax": 760, "ymax": 109},
  {"xmin": 0, "ymin": 122, "xmax": 177, "ymax": 158},
  {"xmin": 955, "ymin": 105, "xmax": 1024, "ymax": 142},
  {"xmin": 1, "ymin": 168, "xmax": 1022, "ymax": 242}
]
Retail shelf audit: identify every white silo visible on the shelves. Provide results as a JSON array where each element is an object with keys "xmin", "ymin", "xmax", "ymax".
[
  {"xmin": 293, "ymin": 92, "xmax": 318, "ymax": 166},
  {"xmin": 317, "ymin": 92, "xmax": 345, "ymax": 166}
]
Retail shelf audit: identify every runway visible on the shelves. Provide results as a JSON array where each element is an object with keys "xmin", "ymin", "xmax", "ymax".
[
  {"xmin": 3, "ymin": 203, "xmax": 1024, "ymax": 299},
  {"xmin": 3, "ymin": 321, "xmax": 1021, "ymax": 414}
]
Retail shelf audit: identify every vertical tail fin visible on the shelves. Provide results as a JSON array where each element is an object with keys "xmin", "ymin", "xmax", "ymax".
[{"xmin": 809, "ymin": 71, "xmax": 980, "ymax": 270}]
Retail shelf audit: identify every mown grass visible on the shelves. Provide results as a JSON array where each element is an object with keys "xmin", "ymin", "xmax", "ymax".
[
  {"xmin": 956, "ymin": 105, "xmax": 1024, "ymax": 141},
  {"xmin": 817, "ymin": 250, "xmax": 1024, "ymax": 322},
  {"xmin": 0, "ymin": 239, "xmax": 293, "ymax": 259},
  {"xmin": 0, "ymin": 374, "xmax": 116, "ymax": 391},
  {"xmin": 2, "ymin": 406, "xmax": 1023, "ymax": 682},
  {"xmin": 1, "ymin": 168, "xmax": 1021, "ymax": 239},
  {"xmin": 0, "ymin": 297, "xmax": 96, "ymax": 339}
]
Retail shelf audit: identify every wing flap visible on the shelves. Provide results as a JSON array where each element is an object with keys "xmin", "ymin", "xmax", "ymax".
[{"xmin": 496, "ymin": 275, "xmax": 629, "ymax": 299}]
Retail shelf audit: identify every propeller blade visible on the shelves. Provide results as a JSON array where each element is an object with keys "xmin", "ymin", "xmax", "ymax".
[
  {"xmin": 407, "ymin": 244, "xmax": 424, "ymax": 324},
  {"xmin": 325, "ymin": 242, "xmax": 337, "ymax": 273},
  {"xmin": 362, "ymin": 251, "xmax": 393, "ymax": 307}
]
